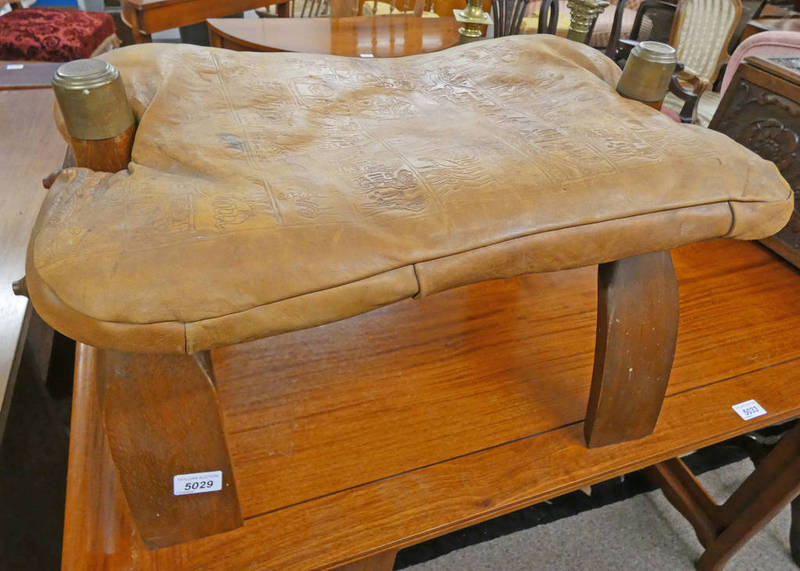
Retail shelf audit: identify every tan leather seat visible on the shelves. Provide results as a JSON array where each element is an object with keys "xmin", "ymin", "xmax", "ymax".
[{"xmin": 27, "ymin": 35, "xmax": 792, "ymax": 354}]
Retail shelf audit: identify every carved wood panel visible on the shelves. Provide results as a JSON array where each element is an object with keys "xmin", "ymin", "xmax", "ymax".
[{"xmin": 710, "ymin": 60, "xmax": 800, "ymax": 263}]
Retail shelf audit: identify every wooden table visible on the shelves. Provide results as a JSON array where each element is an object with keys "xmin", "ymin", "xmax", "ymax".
[
  {"xmin": 0, "ymin": 62, "xmax": 60, "ymax": 91},
  {"xmin": 0, "ymin": 90, "xmax": 65, "ymax": 441},
  {"xmin": 742, "ymin": 16, "xmax": 800, "ymax": 42},
  {"xmin": 207, "ymin": 15, "xmax": 461, "ymax": 56},
  {"xmin": 62, "ymin": 239, "xmax": 800, "ymax": 569},
  {"xmin": 120, "ymin": 0, "xmax": 291, "ymax": 43}
]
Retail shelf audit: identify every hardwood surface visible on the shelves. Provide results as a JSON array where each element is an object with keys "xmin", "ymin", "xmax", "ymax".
[
  {"xmin": 742, "ymin": 17, "xmax": 800, "ymax": 42},
  {"xmin": 0, "ymin": 62, "xmax": 60, "ymax": 91},
  {"xmin": 63, "ymin": 239, "xmax": 800, "ymax": 569},
  {"xmin": 121, "ymin": 0, "xmax": 290, "ymax": 42},
  {"xmin": 207, "ymin": 15, "xmax": 461, "ymax": 56},
  {"xmin": 0, "ymin": 90, "xmax": 65, "ymax": 441}
]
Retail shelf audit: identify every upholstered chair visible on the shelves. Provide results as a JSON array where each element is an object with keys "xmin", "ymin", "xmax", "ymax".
[
  {"xmin": 0, "ymin": 6, "xmax": 117, "ymax": 62},
  {"xmin": 661, "ymin": 0, "xmax": 742, "ymax": 125}
]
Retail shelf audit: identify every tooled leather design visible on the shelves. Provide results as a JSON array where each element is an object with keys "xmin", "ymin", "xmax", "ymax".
[{"xmin": 30, "ymin": 35, "xmax": 791, "ymax": 332}]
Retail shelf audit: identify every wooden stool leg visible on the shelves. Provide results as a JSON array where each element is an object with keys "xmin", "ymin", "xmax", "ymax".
[
  {"xmin": 97, "ymin": 349, "xmax": 242, "ymax": 549},
  {"xmin": 584, "ymin": 250, "xmax": 679, "ymax": 447}
]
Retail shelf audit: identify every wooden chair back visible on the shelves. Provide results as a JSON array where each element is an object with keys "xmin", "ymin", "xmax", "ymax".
[
  {"xmin": 631, "ymin": 0, "xmax": 676, "ymax": 42},
  {"xmin": 538, "ymin": 0, "xmax": 560, "ymax": 34},
  {"xmin": 293, "ymin": 0, "xmax": 331, "ymax": 17},
  {"xmin": 670, "ymin": 0, "xmax": 742, "ymax": 85},
  {"xmin": 492, "ymin": 0, "xmax": 529, "ymax": 36}
]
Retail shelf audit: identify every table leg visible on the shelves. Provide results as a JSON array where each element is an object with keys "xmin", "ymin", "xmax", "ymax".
[
  {"xmin": 649, "ymin": 422, "xmax": 800, "ymax": 570},
  {"xmin": 98, "ymin": 349, "xmax": 242, "ymax": 549},
  {"xmin": 584, "ymin": 250, "xmax": 679, "ymax": 447},
  {"xmin": 276, "ymin": 1, "xmax": 291, "ymax": 17},
  {"xmin": 332, "ymin": 549, "xmax": 399, "ymax": 570},
  {"xmin": 121, "ymin": 7, "xmax": 153, "ymax": 44}
]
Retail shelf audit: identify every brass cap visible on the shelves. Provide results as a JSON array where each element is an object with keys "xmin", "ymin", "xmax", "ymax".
[
  {"xmin": 52, "ymin": 58, "xmax": 118, "ymax": 90},
  {"xmin": 617, "ymin": 41, "xmax": 677, "ymax": 104},
  {"xmin": 52, "ymin": 59, "xmax": 135, "ymax": 141},
  {"xmin": 631, "ymin": 41, "xmax": 677, "ymax": 65}
]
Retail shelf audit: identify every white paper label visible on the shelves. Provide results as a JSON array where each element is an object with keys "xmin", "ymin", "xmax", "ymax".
[
  {"xmin": 6, "ymin": 64, "xmax": 24, "ymax": 70},
  {"xmin": 732, "ymin": 399, "xmax": 767, "ymax": 421},
  {"xmin": 359, "ymin": 53, "xmax": 374, "ymax": 58},
  {"xmin": 173, "ymin": 470, "xmax": 223, "ymax": 496}
]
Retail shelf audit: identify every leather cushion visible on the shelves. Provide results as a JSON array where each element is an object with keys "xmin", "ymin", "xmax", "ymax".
[{"xmin": 28, "ymin": 35, "xmax": 792, "ymax": 353}]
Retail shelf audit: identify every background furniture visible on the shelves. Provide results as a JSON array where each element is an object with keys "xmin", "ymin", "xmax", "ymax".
[
  {"xmin": 60, "ymin": 239, "xmax": 800, "ymax": 569},
  {"xmin": 604, "ymin": 0, "xmax": 677, "ymax": 63},
  {"xmin": 683, "ymin": 30, "xmax": 800, "ymax": 125},
  {"xmin": 207, "ymin": 15, "xmax": 460, "ymax": 55},
  {"xmin": 0, "ymin": 61, "xmax": 59, "ymax": 89},
  {"xmin": 728, "ymin": 0, "xmax": 767, "ymax": 51},
  {"xmin": 743, "ymin": 16, "xmax": 800, "ymax": 42},
  {"xmin": 662, "ymin": 0, "xmax": 742, "ymax": 124},
  {"xmin": 710, "ymin": 55, "xmax": 800, "ymax": 269},
  {"xmin": 0, "ymin": 7, "xmax": 117, "ymax": 61},
  {"xmin": 120, "ymin": 0, "xmax": 291, "ymax": 43},
  {"xmin": 0, "ymin": 88, "xmax": 65, "ymax": 444},
  {"xmin": 650, "ymin": 421, "xmax": 800, "ymax": 570},
  {"xmin": 519, "ymin": 0, "xmax": 641, "ymax": 46}
]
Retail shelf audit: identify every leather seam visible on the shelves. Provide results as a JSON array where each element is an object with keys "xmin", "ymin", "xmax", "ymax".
[
  {"xmin": 724, "ymin": 200, "xmax": 736, "ymax": 238},
  {"xmin": 30, "ymin": 199, "xmax": 788, "ymax": 330}
]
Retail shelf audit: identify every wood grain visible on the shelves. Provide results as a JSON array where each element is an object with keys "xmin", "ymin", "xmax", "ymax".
[
  {"xmin": 0, "ymin": 90, "xmax": 65, "ymax": 441},
  {"xmin": 121, "ymin": 0, "xmax": 291, "ymax": 39},
  {"xmin": 67, "ymin": 124, "xmax": 135, "ymax": 173},
  {"xmin": 0, "ymin": 62, "xmax": 60, "ymax": 91},
  {"xmin": 98, "ymin": 349, "xmax": 242, "ymax": 548},
  {"xmin": 206, "ymin": 16, "xmax": 461, "ymax": 56},
  {"xmin": 585, "ymin": 251, "xmax": 679, "ymax": 447},
  {"xmin": 63, "ymin": 239, "xmax": 800, "ymax": 569},
  {"xmin": 210, "ymin": 240, "xmax": 800, "ymax": 519}
]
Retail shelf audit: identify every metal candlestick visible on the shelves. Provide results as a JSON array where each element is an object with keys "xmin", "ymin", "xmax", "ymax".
[
  {"xmin": 566, "ymin": 0, "xmax": 609, "ymax": 43},
  {"xmin": 454, "ymin": 0, "xmax": 492, "ymax": 43}
]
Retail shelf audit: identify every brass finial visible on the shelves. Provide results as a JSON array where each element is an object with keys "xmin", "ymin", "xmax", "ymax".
[
  {"xmin": 566, "ymin": 0, "xmax": 609, "ymax": 44},
  {"xmin": 454, "ymin": 0, "xmax": 492, "ymax": 43}
]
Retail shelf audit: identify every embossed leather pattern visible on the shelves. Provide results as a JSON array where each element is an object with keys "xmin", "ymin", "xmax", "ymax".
[{"xmin": 27, "ymin": 35, "xmax": 792, "ymax": 353}]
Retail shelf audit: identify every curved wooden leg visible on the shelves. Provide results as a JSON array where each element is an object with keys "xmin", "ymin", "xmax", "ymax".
[
  {"xmin": 584, "ymin": 250, "xmax": 679, "ymax": 447},
  {"xmin": 98, "ymin": 349, "xmax": 242, "ymax": 549}
]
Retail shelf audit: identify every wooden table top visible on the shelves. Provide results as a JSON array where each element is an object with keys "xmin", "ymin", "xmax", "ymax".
[
  {"xmin": 207, "ymin": 15, "xmax": 461, "ymax": 57},
  {"xmin": 121, "ymin": 0, "xmax": 290, "ymax": 39},
  {"xmin": 0, "ymin": 90, "xmax": 64, "ymax": 439},
  {"xmin": 747, "ymin": 16, "xmax": 800, "ymax": 33},
  {"xmin": 63, "ymin": 239, "xmax": 800, "ymax": 569},
  {"xmin": 0, "ymin": 62, "xmax": 60, "ymax": 91}
]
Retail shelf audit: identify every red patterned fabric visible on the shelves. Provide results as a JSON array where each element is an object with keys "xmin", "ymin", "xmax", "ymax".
[{"xmin": 0, "ymin": 8, "xmax": 115, "ymax": 62}]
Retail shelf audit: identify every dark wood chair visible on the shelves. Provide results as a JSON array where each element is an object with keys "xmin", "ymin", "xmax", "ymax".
[
  {"xmin": 604, "ymin": 0, "xmax": 677, "ymax": 64},
  {"xmin": 491, "ymin": 0, "xmax": 530, "ymax": 37}
]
